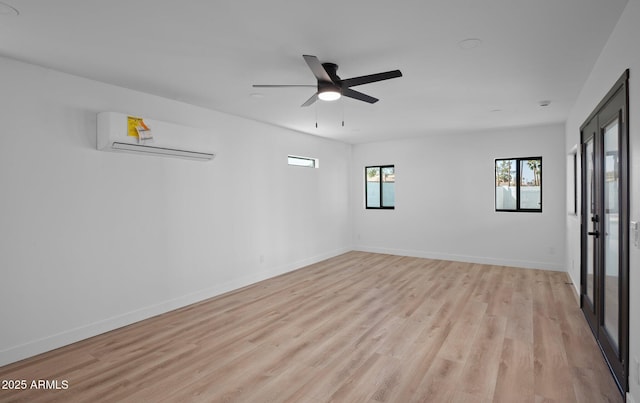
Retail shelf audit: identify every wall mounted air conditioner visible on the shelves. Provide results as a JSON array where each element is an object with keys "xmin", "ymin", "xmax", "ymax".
[{"xmin": 97, "ymin": 112, "xmax": 215, "ymax": 161}]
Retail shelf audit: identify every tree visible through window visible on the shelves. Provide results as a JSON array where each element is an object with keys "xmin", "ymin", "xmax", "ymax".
[
  {"xmin": 495, "ymin": 157, "xmax": 542, "ymax": 212},
  {"xmin": 366, "ymin": 165, "xmax": 395, "ymax": 209}
]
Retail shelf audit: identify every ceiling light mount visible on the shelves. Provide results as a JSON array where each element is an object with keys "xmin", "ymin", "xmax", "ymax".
[{"xmin": 458, "ymin": 38, "xmax": 482, "ymax": 50}]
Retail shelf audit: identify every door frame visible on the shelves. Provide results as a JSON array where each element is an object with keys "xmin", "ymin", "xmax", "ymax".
[{"xmin": 579, "ymin": 69, "xmax": 629, "ymax": 394}]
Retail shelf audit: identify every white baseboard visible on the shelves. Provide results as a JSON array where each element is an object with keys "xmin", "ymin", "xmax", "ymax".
[
  {"xmin": 0, "ymin": 247, "xmax": 351, "ymax": 367},
  {"xmin": 628, "ymin": 392, "xmax": 637, "ymax": 403},
  {"xmin": 353, "ymin": 245, "xmax": 565, "ymax": 272}
]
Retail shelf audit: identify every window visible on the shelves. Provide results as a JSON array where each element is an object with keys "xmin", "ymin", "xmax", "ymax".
[
  {"xmin": 288, "ymin": 155, "xmax": 318, "ymax": 168},
  {"xmin": 567, "ymin": 149, "xmax": 577, "ymax": 215},
  {"xmin": 495, "ymin": 157, "xmax": 542, "ymax": 212},
  {"xmin": 366, "ymin": 165, "xmax": 395, "ymax": 209}
]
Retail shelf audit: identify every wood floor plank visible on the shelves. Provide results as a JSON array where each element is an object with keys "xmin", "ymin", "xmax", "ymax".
[
  {"xmin": 409, "ymin": 357, "xmax": 463, "ymax": 402},
  {"xmin": 493, "ymin": 337, "xmax": 535, "ymax": 403},
  {"xmin": 458, "ymin": 314, "xmax": 508, "ymax": 399},
  {"xmin": 0, "ymin": 252, "xmax": 623, "ymax": 402}
]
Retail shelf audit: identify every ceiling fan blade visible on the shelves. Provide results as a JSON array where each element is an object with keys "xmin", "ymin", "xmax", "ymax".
[
  {"xmin": 301, "ymin": 92, "xmax": 318, "ymax": 107},
  {"xmin": 342, "ymin": 88, "xmax": 378, "ymax": 104},
  {"xmin": 253, "ymin": 84, "xmax": 316, "ymax": 88},
  {"xmin": 341, "ymin": 70, "xmax": 403, "ymax": 88},
  {"xmin": 303, "ymin": 55, "xmax": 333, "ymax": 83}
]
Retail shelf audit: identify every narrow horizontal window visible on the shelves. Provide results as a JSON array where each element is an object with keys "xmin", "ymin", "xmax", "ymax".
[{"xmin": 288, "ymin": 155, "xmax": 318, "ymax": 168}]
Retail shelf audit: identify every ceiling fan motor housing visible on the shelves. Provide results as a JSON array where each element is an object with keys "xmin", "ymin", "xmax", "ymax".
[
  {"xmin": 318, "ymin": 80, "xmax": 341, "ymax": 93},
  {"xmin": 321, "ymin": 63, "xmax": 341, "ymax": 83}
]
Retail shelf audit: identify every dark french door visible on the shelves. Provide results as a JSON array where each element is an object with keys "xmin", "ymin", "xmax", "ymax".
[{"xmin": 580, "ymin": 70, "xmax": 629, "ymax": 394}]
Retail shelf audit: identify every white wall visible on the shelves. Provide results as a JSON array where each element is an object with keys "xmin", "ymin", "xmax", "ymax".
[
  {"xmin": 352, "ymin": 124, "xmax": 566, "ymax": 271},
  {"xmin": 565, "ymin": 0, "xmax": 640, "ymax": 399},
  {"xmin": 0, "ymin": 56, "xmax": 353, "ymax": 366}
]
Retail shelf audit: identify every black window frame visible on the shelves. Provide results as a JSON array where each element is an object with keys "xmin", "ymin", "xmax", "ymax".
[
  {"xmin": 365, "ymin": 165, "xmax": 395, "ymax": 210},
  {"xmin": 495, "ymin": 156, "xmax": 542, "ymax": 213}
]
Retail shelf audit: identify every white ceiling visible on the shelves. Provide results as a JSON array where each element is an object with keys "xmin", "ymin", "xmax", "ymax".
[{"xmin": 0, "ymin": 0, "xmax": 629, "ymax": 143}]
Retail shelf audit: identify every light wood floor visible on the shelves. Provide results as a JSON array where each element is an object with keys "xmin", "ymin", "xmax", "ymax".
[{"xmin": 0, "ymin": 252, "xmax": 623, "ymax": 402}]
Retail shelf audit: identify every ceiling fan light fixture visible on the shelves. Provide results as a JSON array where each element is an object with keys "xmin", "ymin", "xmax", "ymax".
[{"xmin": 318, "ymin": 87, "xmax": 341, "ymax": 101}]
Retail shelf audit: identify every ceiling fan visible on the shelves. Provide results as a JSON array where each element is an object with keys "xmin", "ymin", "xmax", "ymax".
[{"xmin": 253, "ymin": 55, "xmax": 403, "ymax": 107}]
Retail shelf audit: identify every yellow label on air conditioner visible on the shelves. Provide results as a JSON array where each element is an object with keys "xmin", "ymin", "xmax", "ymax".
[{"xmin": 127, "ymin": 116, "xmax": 145, "ymax": 138}]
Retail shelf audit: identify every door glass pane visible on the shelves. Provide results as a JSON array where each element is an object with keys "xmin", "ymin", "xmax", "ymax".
[
  {"xmin": 366, "ymin": 167, "xmax": 380, "ymax": 208},
  {"xmin": 603, "ymin": 119, "xmax": 620, "ymax": 352},
  {"xmin": 586, "ymin": 138, "xmax": 595, "ymax": 308},
  {"xmin": 520, "ymin": 159, "xmax": 541, "ymax": 209},
  {"xmin": 381, "ymin": 167, "xmax": 395, "ymax": 207},
  {"xmin": 495, "ymin": 159, "xmax": 516, "ymax": 209}
]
